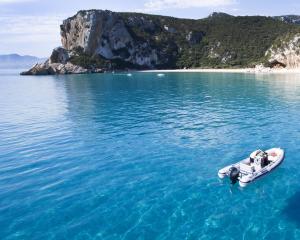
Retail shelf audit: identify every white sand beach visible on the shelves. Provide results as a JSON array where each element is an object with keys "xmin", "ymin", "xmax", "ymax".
[{"xmin": 141, "ymin": 68, "xmax": 300, "ymax": 74}]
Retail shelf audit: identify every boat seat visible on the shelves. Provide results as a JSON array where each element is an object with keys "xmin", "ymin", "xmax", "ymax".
[
  {"xmin": 268, "ymin": 155, "xmax": 276, "ymax": 162},
  {"xmin": 254, "ymin": 164, "xmax": 262, "ymax": 171},
  {"xmin": 239, "ymin": 163, "xmax": 253, "ymax": 174},
  {"xmin": 269, "ymin": 152, "xmax": 277, "ymax": 157}
]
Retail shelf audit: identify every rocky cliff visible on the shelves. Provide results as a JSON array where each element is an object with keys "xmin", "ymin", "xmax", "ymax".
[
  {"xmin": 274, "ymin": 15, "xmax": 300, "ymax": 25},
  {"xmin": 21, "ymin": 47, "xmax": 103, "ymax": 75},
  {"xmin": 266, "ymin": 34, "xmax": 300, "ymax": 69},
  {"xmin": 60, "ymin": 10, "xmax": 160, "ymax": 68},
  {"xmin": 22, "ymin": 10, "xmax": 300, "ymax": 75}
]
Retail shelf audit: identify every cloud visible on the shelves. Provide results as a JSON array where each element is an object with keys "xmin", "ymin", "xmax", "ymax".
[
  {"xmin": 0, "ymin": 0, "xmax": 35, "ymax": 3},
  {"xmin": 144, "ymin": 0, "xmax": 235, "ymax": 11},
  {"xmin": 0, "ymin": 15, "xmax": 62, "ymax": 56},
  {"xmin": 0, "ymin": 15, "xmax": 61, "ymax": 36}
]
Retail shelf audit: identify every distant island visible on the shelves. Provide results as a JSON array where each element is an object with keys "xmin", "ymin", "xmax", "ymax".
[
  {"xmin": 0, "ymin": 54, "xmax": 45, "ymax": 69},
  {"xmin": 21, "ymin": 10, "xmax": 300, "ymax": 75}
]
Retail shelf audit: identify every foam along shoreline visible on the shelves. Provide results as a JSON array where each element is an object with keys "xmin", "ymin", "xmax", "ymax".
[{"xmin": 140, "ymin": 68, "xmax": 300, "ymax": 74}]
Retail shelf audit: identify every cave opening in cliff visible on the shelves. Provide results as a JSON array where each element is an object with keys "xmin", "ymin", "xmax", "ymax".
[{"xmin": 269, "ymin": 60, "xmax": 287, "ymax": 69}]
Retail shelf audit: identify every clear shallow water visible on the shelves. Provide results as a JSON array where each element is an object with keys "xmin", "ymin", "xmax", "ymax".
[{"xmin": 0, "ymin": 70, "xmax": 300, "ymax": 240}]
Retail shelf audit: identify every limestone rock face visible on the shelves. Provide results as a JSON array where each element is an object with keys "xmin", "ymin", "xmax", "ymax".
[
  {"xmin": 22, "ymin": 9, "xmax": 300, "ymax": 75},
  {"xmin": 49, "ymin": 47, "xmax": 70, "ymax": 64},
  {"xmin": 21, "ymin": 45, "xmax": 104, "ymax": 75},
  {"xmin": 60, "ymin": 10, "xmax": 159, "ymax": 68},
  {"xmin": 186, "ymin": 31, "xmax": 205, "ymax": 45},
  {"xmin": 126, "ymin": 16, "xmax": 156, "ymax": 32},
  {"xmin": 20, "ymin": 60, "xmax": 103, "ymax": 75},
  {"xmin": 266, "ymin": 34, "xmax": 300, "ymax": 69},
  {"xmin": 21, "ymin": 61, "xmax": 51, "ymax": 75}
]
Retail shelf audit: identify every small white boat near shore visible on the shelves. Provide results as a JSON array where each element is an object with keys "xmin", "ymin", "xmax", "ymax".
[
  {"xmin": 157, "ymin": 73, "xmax": 165, "ymax": 77},
  {"xmin": 218, "ymin": 148, "xmax": 284, "ymax": 187}
]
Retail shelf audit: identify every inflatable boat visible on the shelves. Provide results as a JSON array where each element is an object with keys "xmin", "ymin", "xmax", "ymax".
[{"xmin": 218, "ymin": 148, "xmax": 284, "ymax": 187}]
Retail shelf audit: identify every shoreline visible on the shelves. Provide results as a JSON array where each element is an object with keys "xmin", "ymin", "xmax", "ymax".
[{"xmin": 140, "ymin": 68, "xmax": 300, "ymax": 74}]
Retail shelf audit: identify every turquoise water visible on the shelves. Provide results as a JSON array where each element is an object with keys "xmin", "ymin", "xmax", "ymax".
[{"xmin": 0, "ymin": 70, "xmax": 300, "ymax": 239}]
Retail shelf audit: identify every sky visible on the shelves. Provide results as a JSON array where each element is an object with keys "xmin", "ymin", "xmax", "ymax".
[{"xmin": 1, "ymin": 0, "xmax": 300, "ymax": 57}]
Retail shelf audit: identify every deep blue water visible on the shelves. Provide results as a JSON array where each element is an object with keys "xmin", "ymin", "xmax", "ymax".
[{"xmin": 0, "ymin": 70, "xmax": 300, "ymax": 239}]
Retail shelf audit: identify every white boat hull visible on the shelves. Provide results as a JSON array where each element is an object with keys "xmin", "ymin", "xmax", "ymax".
[{"xmin": 218, "ymin": 148, "xmax": 284, "ymax": 187}]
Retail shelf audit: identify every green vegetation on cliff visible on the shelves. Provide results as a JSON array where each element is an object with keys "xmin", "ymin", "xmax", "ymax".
[{"xmin": 70, "ymin": 12, "xmax": 300, "ymax": 70}]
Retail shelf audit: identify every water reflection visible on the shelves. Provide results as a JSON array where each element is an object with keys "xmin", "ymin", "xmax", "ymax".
[
  {"xmin": 0, "ymin": 75, "xmax": 69, "ymax": 124},
  {"xmin": 254, "ymin": 73, "xmax": 300, "ymax": 103},
  {"xmin": 58, "ymin": 72, "xmax": 300, "ymax": 151}
]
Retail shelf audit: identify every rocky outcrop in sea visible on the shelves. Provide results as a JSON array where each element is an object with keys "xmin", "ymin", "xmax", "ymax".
[{"xmin": 21, "ymin": 47, "xmax": 103, "ymax": 75}]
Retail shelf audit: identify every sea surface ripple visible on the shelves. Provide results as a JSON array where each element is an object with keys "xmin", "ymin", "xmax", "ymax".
[{"xmin": 0, "ymin": 70, "xmax": 300, "ymax": 239}]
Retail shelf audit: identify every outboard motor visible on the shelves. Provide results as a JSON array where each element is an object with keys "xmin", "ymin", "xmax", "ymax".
[{"xmin": 229, "ymin": 167, "xmax": 240, "ymax": 184}]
